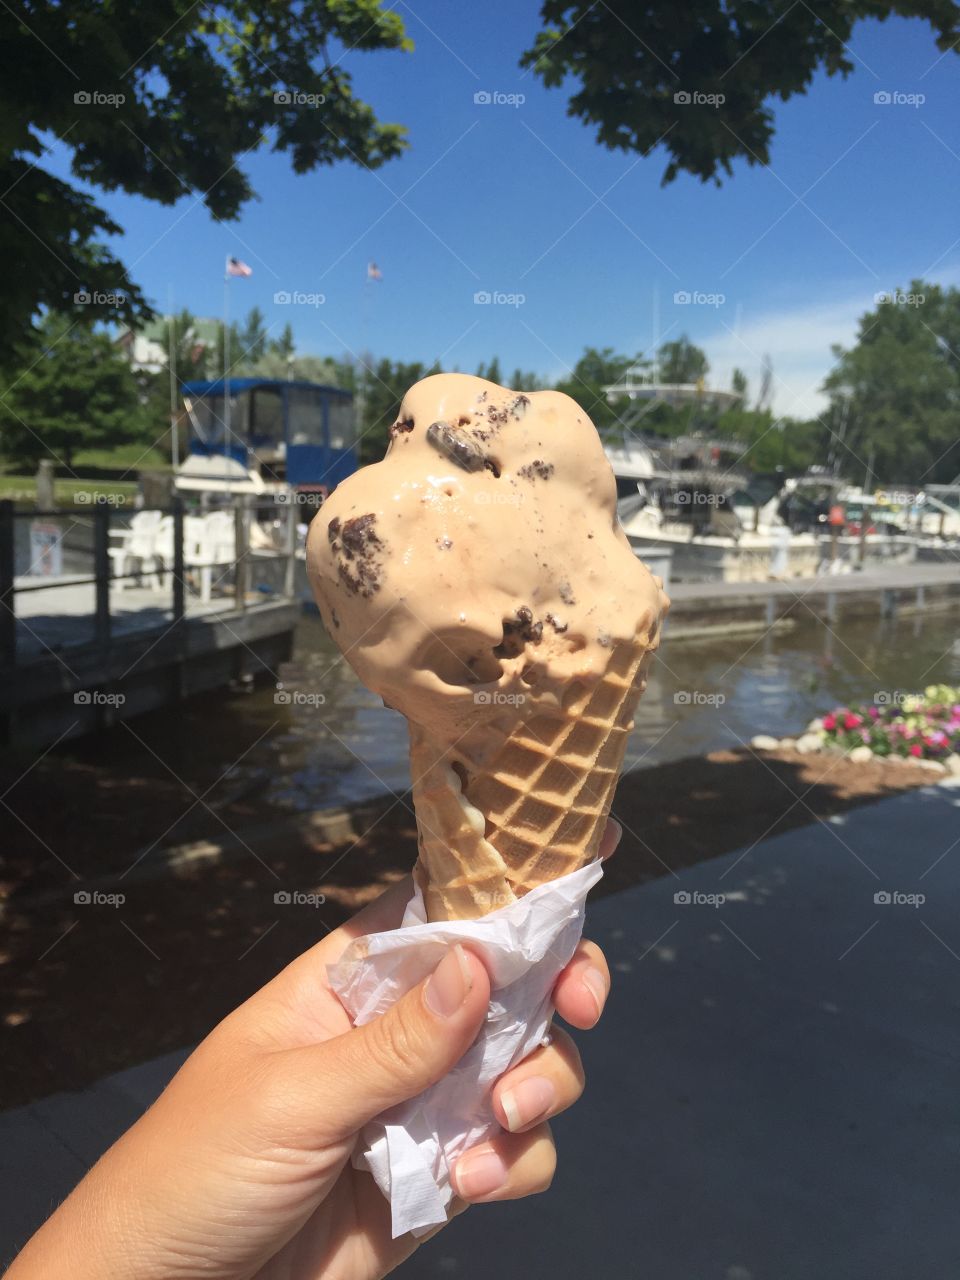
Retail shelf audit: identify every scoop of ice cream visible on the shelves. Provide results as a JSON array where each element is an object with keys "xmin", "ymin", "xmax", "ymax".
[{"xmin": 306, "ymin": 373, "xmax": 667, "ymax": 766}]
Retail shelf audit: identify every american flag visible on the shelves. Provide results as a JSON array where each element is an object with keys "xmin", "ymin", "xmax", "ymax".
[
  {"xmin": 367, "ymin": 260, "xmax": 383, "ymax": 282},
  {"xmin": 226, "ymin": 256, "xmax": 252, "ymax": 278}
]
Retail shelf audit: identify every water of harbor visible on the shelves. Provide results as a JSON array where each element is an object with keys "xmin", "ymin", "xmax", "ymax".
[{"xmin": 60, "ymin": 606, "xmax": 960, "ymax": 815}]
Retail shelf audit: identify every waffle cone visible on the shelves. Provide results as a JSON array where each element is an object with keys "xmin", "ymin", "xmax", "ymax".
[{"xmin": 410, "ymin": 634, "xmax": 656, "ymax": 922}]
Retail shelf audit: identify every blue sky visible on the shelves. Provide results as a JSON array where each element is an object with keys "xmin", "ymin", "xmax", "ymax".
[{"xmin": 47, "ymin": 0, "xmax": 960, "ymax": 416}]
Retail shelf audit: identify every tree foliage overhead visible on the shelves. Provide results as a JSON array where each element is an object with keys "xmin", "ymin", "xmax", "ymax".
[
  {"xmin": 823, "ymin": 281, "xmax": 960, "ymax": 484},
  {"xmin": 0, "ymin": 0, "xmax": 410, "ymax": 353},
  {"xmin": 522, "ymin": 0, "xmax": 960, "ymax": 183}
]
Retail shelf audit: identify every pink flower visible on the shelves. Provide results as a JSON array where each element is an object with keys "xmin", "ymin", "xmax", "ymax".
[
  {"xmin": 844, "ymin": 713, "xmax": 863, "ymax": 730},
  {"xmin": 868, "ymin": 706, "xmax": 880, "ymax": 720},
  {"xmin": 909, "ymin": 743, "xmax": 923, "ymax": 757},
  {"xmin": 822, "ymin": 713, "xmax": 837, "ymax": 732}
]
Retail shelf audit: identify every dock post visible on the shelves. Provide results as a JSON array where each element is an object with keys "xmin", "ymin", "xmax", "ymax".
[
  {"xmin": 172, "ymin": 497, "xmax": 185, "ymax": 622},
  {"xmin": 284, "ymin": 497, "xmax": 297, "ymax": 600},
  {"xmin": 235, "ymin": 497, "xmax": 248, "ymax": 611},
  {"xmin": 94, "ymin": 504, "xmax": 111, "ymax": 645},
  {"xmin": 0, "ymin": 501, "xmax": 15, "ymax": 667}
]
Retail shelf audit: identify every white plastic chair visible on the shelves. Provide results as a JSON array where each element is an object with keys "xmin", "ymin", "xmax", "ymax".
[
  {"xmin": 192, "ymin": 511, "xmax": 236, "ymax": 602},
  {"xmin": 109, "ymin": 510, "xmax": 163, "ymax": 589}
]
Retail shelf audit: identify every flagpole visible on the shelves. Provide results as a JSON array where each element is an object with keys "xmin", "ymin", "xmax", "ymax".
[
  {"xmin": 358, "ymin": 272, "xmax": 372, "ymax": 442},
  {"xmin": 223, "ymin": 257, "xmax": 231, "ymax": 453},
  {"xmin": 167, "ymin": 284, "xmax": 179, "ymax": 472}
]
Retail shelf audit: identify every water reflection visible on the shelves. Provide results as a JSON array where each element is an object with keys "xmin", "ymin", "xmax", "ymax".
[
  {"xmin": 63, "ymin": 608, "xmax": 959, "ymax": 812},
  {"xmin": 256, "ymin": 608, "xmax": 960, "ymax": 807}
]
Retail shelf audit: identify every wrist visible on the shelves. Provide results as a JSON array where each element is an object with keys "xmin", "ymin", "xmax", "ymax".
[{"xmin": 7, "ymin": 1136, "xmax": 155, "ymax": 1280}]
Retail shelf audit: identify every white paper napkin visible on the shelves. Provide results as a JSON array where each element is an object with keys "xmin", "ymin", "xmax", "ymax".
[{"xmin": 327, "ymin": 859, "xmax": 604, "ymax": 1238}]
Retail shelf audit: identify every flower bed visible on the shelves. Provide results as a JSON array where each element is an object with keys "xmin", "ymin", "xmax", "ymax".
[{"xmin": 816, "ymin": 685, "xmax": 960, "ymax": 761}]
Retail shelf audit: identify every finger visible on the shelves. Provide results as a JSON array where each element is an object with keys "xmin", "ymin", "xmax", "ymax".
[
  {"xmin": 452, "ymin": 1124, "xmax": 556, "ymax": 1203},
  {"xmin": 326, "ymin": 873, "xmax": 416, "ymax": 957},
  {"xmin": 599, "ymin": 817, "xmax": 623, "ymax": 860},
  {"xmin": 491, "ymin": 1025, "xmax": 584, "ymax": 1133},
  {"xmin": 553, "ymin": 937, "xmax": 610, "ymax": 1029},
  {"xmin": 267, "ymin": 944, "xmax": 491, "ymax": 1143}
]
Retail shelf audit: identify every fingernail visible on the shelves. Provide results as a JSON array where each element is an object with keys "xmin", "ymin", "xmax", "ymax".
[
  {"xmin": 608, "ymin": 818, "xmax": 623, "ymax": 849},
  {"xmin": 424, "ymin": 944, "xmax": 473, "ymax": 1018},
  {"xmin": 454, "ymin": 1146, "xmax": 508, "ymax": 1198},
  {"xmin": 582, "ymin": 966, "xmax": 607, "ymax": 1021},
  {"xmin": 500, "ymin": 1075, "xmax": 556, "ymax": 1132}
]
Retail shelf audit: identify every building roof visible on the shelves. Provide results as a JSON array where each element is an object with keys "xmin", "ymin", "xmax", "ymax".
[{"xmin": 182, "ymin": 377, "xmax": 350, "ymax": 397}]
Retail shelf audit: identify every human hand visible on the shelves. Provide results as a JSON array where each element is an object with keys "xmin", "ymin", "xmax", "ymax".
[{"xmin": 8, "ymin": 821, "xmax": 620, "ymax": 1280}]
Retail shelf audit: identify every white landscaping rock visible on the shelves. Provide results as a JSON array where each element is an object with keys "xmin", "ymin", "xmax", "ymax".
[
  {"xmin": 794, "ymin": 732, "xmax": 823, "ymax": 755},
  {"xmin": 917, "ymin": 759, "xmax": 947, "ymax": 774},
  {"xmin": 779, "ymin": 738, "xmax": 797, "ymax": 751},
  {"xmin": 750, "ymin": 734, "xmax": 780, "ymax": 751},
  {"xmin": 807, "ymin": 718, "xmax": 824, "ymax": 733},
  {"xmin": 943, "ymin": 753, "xmax": 960, "ymax": 778},
  {"xmin": 848, "ymin": 745, "xmax": 873, "ymax": 763}
]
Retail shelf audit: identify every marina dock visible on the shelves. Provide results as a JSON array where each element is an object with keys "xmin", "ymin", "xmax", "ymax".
[
  {"xmin": 2, "ymin": 491, "xmax": 957, "ymax": 750},
  {"xmin": 0, "ymin": 500, "xmax": 299, "ymax": 748},
  {"xmin": 661, "ymin": 562, "xmax": 960, "ymax": 638}
]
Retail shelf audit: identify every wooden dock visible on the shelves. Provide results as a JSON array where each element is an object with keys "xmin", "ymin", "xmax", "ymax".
[
  {"xmin": 0, "ymin": 499, "xmax": 300, "ymax": 748},
  {"xmin": 664, "ymin": 561, "xmax": 960, "ymax": 638}
]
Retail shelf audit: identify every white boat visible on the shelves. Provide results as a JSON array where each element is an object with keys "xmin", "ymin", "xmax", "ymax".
[
  {"xmin": 606, "ymin": 448, "xmax": 923, "ymax": 583},
  {"xmin": 918, "ymin": 486, "xmax": 960, "ymax": 539},
  {"xmin": 607, "ymin": 440, "xmax": 819, "ymax": 583}
]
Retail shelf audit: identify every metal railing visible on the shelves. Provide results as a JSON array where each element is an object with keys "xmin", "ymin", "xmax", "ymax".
[{"xmin": 0, "ymin": 495, "xmax": 300, "ymax": 667}]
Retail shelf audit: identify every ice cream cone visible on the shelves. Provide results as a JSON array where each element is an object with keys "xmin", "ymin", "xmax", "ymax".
[
  {"xmin": 409, "ymin": 623, "xmax": 662, "ymax": 921},
  {"xmin": 306, "ymin": 373, "xmax": 670, "ymax": 925}
]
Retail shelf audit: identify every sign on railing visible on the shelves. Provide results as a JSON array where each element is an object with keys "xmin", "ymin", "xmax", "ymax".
[{"xmin": 27, "ymin": 521, "xmax": 64, "ymax": 576}]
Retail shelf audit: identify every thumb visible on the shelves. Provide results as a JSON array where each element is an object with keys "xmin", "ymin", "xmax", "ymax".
[{"xmin": 270, "ymin": 944, "xmax": 491, "ymax": 1144}]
